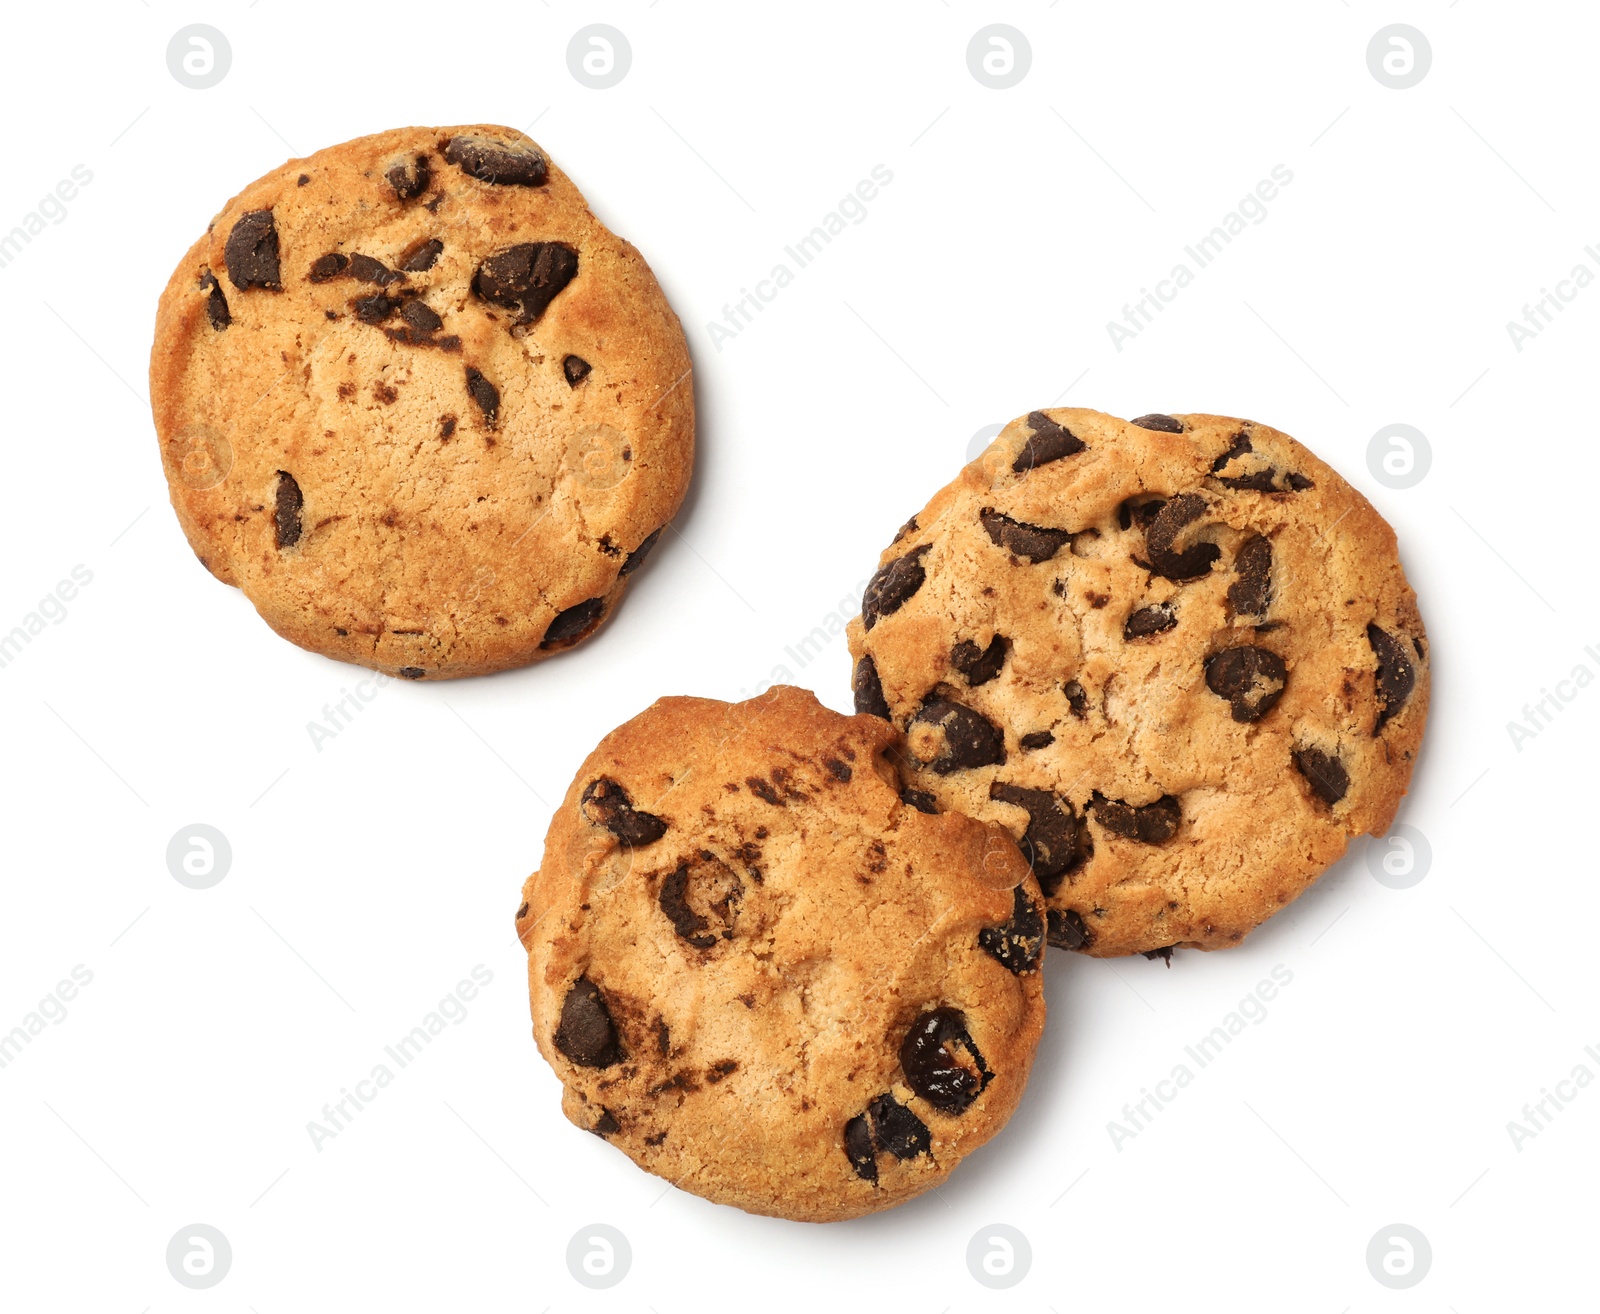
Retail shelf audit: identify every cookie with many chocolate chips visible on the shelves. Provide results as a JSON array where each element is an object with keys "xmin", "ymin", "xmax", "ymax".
[
  {"xmin": 847, "ymin": 409, "xmax": 1429, "ymax": 957},
  {"xmin": 150, "ymin": 125, "xmax": 693, "ymax": 678},
  {"xmin": 517, "ymin": 686, "xmax": 1046, "ymax": 1222}
]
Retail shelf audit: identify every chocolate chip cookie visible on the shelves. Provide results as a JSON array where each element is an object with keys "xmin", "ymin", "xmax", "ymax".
[
  {"xmin": 150, "ymin": 125, "xmax": 694, "ymax": 678},
  {"xmin": 517, "ymin": 686, "xmax": 1046, "ymax": 1222},
  {"xmin": 847, "ymin": 409, "xmax": 1429, "ymax": 958}
]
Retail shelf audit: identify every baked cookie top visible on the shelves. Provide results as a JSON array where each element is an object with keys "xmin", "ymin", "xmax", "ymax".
[
  {"xmin": 847, "ymin": 409, "xmax": 1429, "ymax": 958},
  {"xmin": 517, "ymin": 686, "xmax": 1046, "ymax": 1223},
  {"xmin": 150, "ymin": 125, "xmax": 693, "ymax": 678}
]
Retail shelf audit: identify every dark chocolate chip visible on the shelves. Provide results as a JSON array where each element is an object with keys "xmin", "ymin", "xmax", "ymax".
[
  {"xmin": 515, "ymin": 901, "xmax": 529, "ymax": 920},
  {"xmin": 1091, "ymin": 792, "xmax": 1182, "ymax": 844},
  {"xmin": 353, "ymin": 293, "xmax": 400, "ymax": 324},
  {"xmin": 852, "ymin": 654, "xmax": 892, "ymax": 720},
  {"xmin": 912, "ymin": 699, "xmax": 1006, "ymax": 774},
  {"xmin": 347, "ymin": 253, "xmax": 401, "ymax": 286},
  {"xmin": 308, "ymin": 252, "xmax": 350, "ymax": 283},
  {"xmin": 386, "ymin": 154, "xmax": 432, "ymax": 202},
  {"xmin": 952, "ymin": 635, "xmax": 1008, "ymax": 686},
  {"xmin": 900, "ymin": 787, "xmax": 939, "ymax": 814},
  {"xmin": 224, "ymin": 209, "xmax": 280, "ymax": 290},
  {"xmin": 861, "ymin": 545, "xmax": 930, "ymax": 630},
  {"xmin": 1118, "ymin": 497, "xmax": 1167, "ymax": 532},
  {"xmin": 1145, "ymin": 493, "xmax": 1219, "ymax": 579},
  {"xmin": 439, "ymin": 414, "xmax": 457, "ymax": 440},
  {"xmin": 563, "ymin": 354, "xmax": 592, "ymax": 386},
  {"xmin": 199, "ymin": 271, "xmax": 230, "ymax": 330},
  {"xmin": 464, "ymin": 366, "xmax": 499, "ymax": 428},
  {"xmin": 1285, "ymin": 472, "xmax": 1315, "ymax": 491},
  {"xmin": 619, "ymin": 528, "xmax": 663, "ymax": 577},
  {"xmin": 1368, "ymin": 623, "xmax": 1416, "ymax": 734},
  {"xmin": 844, "ymin": 1114, "xmax": 878, "ymax": 1182},
  {"xmin": 824, "ymin": 757, "xmax": 852, "ymax": 782},
  {"xmin": 658, "ymin": 857, "xmax": 741, "ymax": 950},
  {"xmin": 296, "ymin": 173, "xmax": 310, "ymax": 186},
  {"xmin": 980, "ymin": 508, "xmax": 1074, "ymax": 563},
  {"xmin": 400, "ymin": 238, "xmax": 443, "ymax": 272},
  {"xmin": 1019, "ymin": 730, "xmax": 1054, "ymax": 750},
  {"xmin": 541, "ymin": 597, "xmax": 605, "ymax": 649},
  {"xmin": 444, "ymin": 135, "xmax": 549, "ymax": 187},
  {"xmin": 1204, "ymin": 646, "xmax": 1288, "ymax": 723},
  {"xmin": 1292, "ymin": 746, "xmax": 1349, "ymax": 805},
  {"xmin": 581, "ymin": 776, "xmax": 667, "ymax": 847},
  {"xmin": 1064, "ymin": 680, "xmax": 1089, "ymax": 718},
  {"xmin": 400, "ymin": 299, "xmax": 443, "ymax": 334},
  {"xmin": 1047, "ymin": 908, "xmax": 1092, "ymax": 951},
  {"xmin": 1211, "ymin": 431, "xmax": 1253, "ymax": 471},
  {"xmin": 1142, "ymin": 946, "xmax": 1175, "ymax": 965},
  {"xmin": 900, "ymin": 1008, "xmax": 992, "ymax": 1114},
  {"xmin": 1124, "ymin": 603, "xmax": 1176, "ymax": 639},
  {"xmin": 745, "ymin": 776, "xmax": 784, "ymax": 807},
  {"xmin": 274, "ymin": 472, "xmax": 302, "ymax": 548},
  {"xmin": 868, "ymin": 1093, "xmax": 931, "ymax": 1159},
  {"xmin": 1131, "ymin": 413, "xmax": 1183, "ymax": 432},
  {"xmin": 472, "ymin": 241, "xmax": 579, "ymax": 325},
  {"xmin": 592, "ymin": 1109, "xmax": 621, "ymax": 1137},
  {"xmin": 1012, "ymin": 410, "xmax": 1086, "ymax": 472},
  {"xmin": 1228, "ymin": 535, "xmax": 1273, "ymax": 616},
  {"xmin": 554, "ymin": 976, "xmax": 621, "ymax": 1067},
  {"xmin": 989, "ymin": 782, "xmax": 1089, "ymax": 894},
  {"xmin": 1219, "ymin": 468, "xmax": 1279, "ymax": 492},
  {"xmin": 978, "ymin": 884, "xmax": 1045, "ymax": 975},
  {"xmin": 891, "ymin": 514, "xmax": 919, "ymax": 544},
  {"xmin": 398, "ymin": 667, "xmax": 425, "ymax": 679}
]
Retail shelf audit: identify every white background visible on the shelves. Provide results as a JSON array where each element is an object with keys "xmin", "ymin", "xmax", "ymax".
[{"xmin": 2, "ymin": 2, "xmax": 1595, "ymax": 1309}]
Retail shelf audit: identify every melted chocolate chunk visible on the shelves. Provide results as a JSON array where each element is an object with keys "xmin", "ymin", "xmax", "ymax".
[
  {"xmin": 1012, "ymin": 410, "xmax": 1086, "ymax": 472},
  {"xmin": 1092, "ymin": 793, "xmax": 1181, "ymax": 845},
  {"xmin": 1368, "ymin": 624, "xmax": 1416, "ymax": 734},
  {"xmin": 386, "ymin": 153, "xmax": 432, "ymax": 201},
  {"xmin": 989, "ymin": 782, "xmax": 1089, "ymax": 894},
  {"xmin": 580, "ymin": 776, "xmax": 667, "ymax": 847},
  {"xmin": 891, "ymin": 514, "xmax": 919, "ymax": 544},
  {"xmin": 1047, "ymin": 908, "xmax": 1092, "ymax": 951},
  {"xmin": 1229, "ymin": 535, "xmax": 1273, "ymax": 616},
  {"xmin": 1293, "ymin": 746, "xmax": 1349, "ymax": 805},
  {"xmin": 308, "ymin": 252, "xmax": 349, "ymax": 283},
  {"xmin": 1211, "ymin": 431, "xmax": 1253, "ymax": 471},
  {"xmin": 658, "ymin": 857, "xmax": 741, "ymax": 949},
  {"xmin": 563, "ymin": 354, "xmax": 592, "ymax": 386},
  {"xmin": 444, "ymin": 135, "xmax": 550, "ymax": 187},
  {"xmin": 1064, "ymin": 680, "xmax": 1089, "ymax": 718},
  {"xmin": 868, "ymin": 1093, "xmax": 931, "ymax": 1159},
  {"xmin": 901, "ymin": 1008, "xmax": 992, "ymax": 1114},
  {"xmin": 824, "ymin": 757, "xmax": 852, "ymax": 782},
  {"xmin": 980, "ymin": 508, "xmax": 1074, "ymax": 563},
  {"xmin": 592, "ymin": 1108, "xmax": 621, "ymax": 1137},
  {"xmin": 398, "ymin": 667, "xmax": 425, "ymax": 679},
  {"xmin": 1118, "ymin": 496, "xmax": 1167, "ymax": 532},
  {"xmin": 1204, "ymin": 646, "xmax": 1288, "ymax": 722},
  {"xmin": 353, "ymin": 293, "xmax": 400, "ymax": 324},
  {"xmin": 1285, "ymin": 472, "xmax": 1315, "ymax": 491},
  {"xmin": 952, "ymin": 635, "xmax": 1008, "ymax": 686},
  {"xmin": 541, "ymin": 597, "xmax": 605, "ymax": 649},
  {"xmin": 1143, "ymin": 946, "xmax": 1175, "ymax": 965},
  {"xmin": 400, "ymin": 237, "xmax": 443, "ymax": 272},
  {"xmin": 1219, "ymin": 467, "xmax": 1279, "ymax": 492},
  {"xmin": 861, "ymin": 545, "xmax": 929, "ymax": 630},
  {"xmin": 199, "ymin": 271, "xmax": 230, "ymax": 330},
  {"xmin": 852, "ymin": 654, "xmax": 892, "ymax": 720},
  {"xmin": 464, "ymin": 366, "xmax": 499, "ymax": 428},
  {"xmin": 1145, "ymin": 493, "xmax": 1220, "ymax": 579},
  {"xmin": 224, "ymin": 209, "xmax": 280, "ymax": 290},
  {"xmin": 400, "ymin": 299, "xmax": 443, "ymax": 334},
  {"xmin": 554, "ymin": 976, "xmax": 621, "ymax": 1067},
  {"xmin": 620, "ymin": 528, "xmax": 663, "ymax": 577},
  {"xmin": 844, "ymin": 1114, "xmax": 878, "ymax": 1182},
  {"xmin": 347, "ymin": 253, "xmax": 401, "ymax": 286},
  {"xmin": 978, "ymin": 884, "xmax": 1045, "ymax": 975},
  {"xmin": 1019, "ymin": 730, "xmax": 1054, "ymax": 750},
  {"xmin": 274, "ymin": 472, "xmax": 302, "ymax": 548},
  {"xmin": 1124, "ymin": 603, "xmax": 1176, "ymax": 639},
  {"xmin": 1131, "ymin": 413, "xmax": 1183, "ymax": 432},
  {"xmin": 912, "ymin": 699, "xmax": 1006, "ymax": 774},
  {"xmin": 900, "ymin": 786, "xmax": 939, "ymax": 814},
  {"xmin": 472, "ymin": 242, "xmax": 579, "ymax": 325}
]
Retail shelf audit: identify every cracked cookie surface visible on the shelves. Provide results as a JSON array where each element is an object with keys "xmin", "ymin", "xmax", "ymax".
[
  {"xmin": 847, "ymin": 409, "xmax": 1429, "ymax": 958},
  {"xmin": 517, "ymin": 686, "xmax": 1046, "ymax": 1222},
  {"xmin": 151, "ymin": 124, "xmax": 693, "ymax": 678}
]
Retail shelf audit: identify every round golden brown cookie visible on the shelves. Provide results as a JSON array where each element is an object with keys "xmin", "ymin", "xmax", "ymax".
[
  {"xmin": 516, "ymin": 686, "xmax": 1046, "ymax": 1223},
  {"xmin": 846, "ymin": 409, "xmax": 1429, "ymax": 959},
  {"xmin": 150, "ymin": 125, "xmax": 693, "ymax": 678}
]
